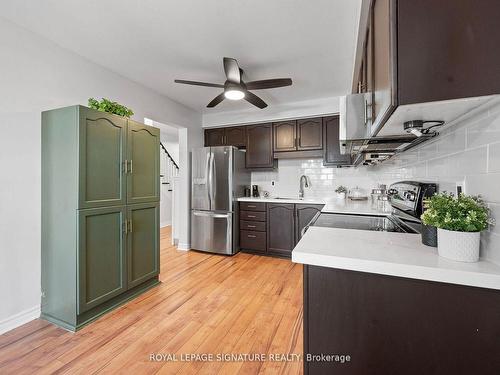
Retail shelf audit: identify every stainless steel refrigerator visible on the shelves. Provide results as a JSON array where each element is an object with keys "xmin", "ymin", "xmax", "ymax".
[{"xmin": 191, "ymin": 146, "xmax": 250, "ymax": 255}]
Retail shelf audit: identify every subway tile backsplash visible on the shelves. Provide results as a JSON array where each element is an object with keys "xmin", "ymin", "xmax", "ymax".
[
  {"xmin": 377, "ymin": 100, "xmax": 500, "ymax": 264},
  {"xmin": 251, "ymin": 98, "xmax": 500, "ymax": 264}
]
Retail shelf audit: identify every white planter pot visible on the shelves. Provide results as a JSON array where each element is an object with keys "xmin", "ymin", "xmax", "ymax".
[
  {"xmin": 336, "ymin": 192, "xmax": 346, "ymax": 200},
  {"xmin": 437, "ymin": 228, "xmax": 480, "ymax": 262}
]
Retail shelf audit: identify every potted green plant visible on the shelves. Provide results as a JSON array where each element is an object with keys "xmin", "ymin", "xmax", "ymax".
[
  {"xmin": 421, "ymin": 193, "xmax": 492, "ymax": 262},
  {"xmin": 88, "ymin": 98, "xmax": 134, "ymax": 118},
  {"xmin": 335, "ymin": 185, "xmax": 347, "ymax": 200}
]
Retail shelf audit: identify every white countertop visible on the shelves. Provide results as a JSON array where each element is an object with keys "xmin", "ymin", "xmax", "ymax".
[
  {"xmin": 292, "ymin": 227, "xmax": 500, "ymax": 291},
  {"xmin": 237, "ymin": 197, "xmax": 390, "ymax": 216},
  {"xmin": 237, "ymin": 196, "xmax": 325, "ymax": 205}
]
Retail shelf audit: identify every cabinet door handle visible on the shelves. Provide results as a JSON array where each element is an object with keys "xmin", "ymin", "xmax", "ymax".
[
  {"xmin": 123, "ymin": 160, "xmax": 128, "ymax": 174},
  {"xmin": 129, "ymin": 219, "xmax": 133, "ymax": 233},
  {"xmin": 247, "ymin": 205, "xmax": 256, "ymax": 208},
  {"xmin": 247, "ymin": 215, "xmax": 256, "ymax": 218},
  {"xmin": 247, "ymin": 235, "xmax": 257, "ymax": 238},
  {"xmin": 247, "ymin": 225, "xmax": 256, "ymax": 228},
  {"xmin": 129, "ymin": 160, "xmax": 133, "ymax": 173},
  {"xmin": 123, "ymin": 220, "xmax": 128, "ymax": 234}
]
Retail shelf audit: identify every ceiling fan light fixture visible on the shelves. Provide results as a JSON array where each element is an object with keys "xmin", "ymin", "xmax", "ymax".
[{"xmin": 224, "ymin": 89, "xmax": 245, "ymax": 101}]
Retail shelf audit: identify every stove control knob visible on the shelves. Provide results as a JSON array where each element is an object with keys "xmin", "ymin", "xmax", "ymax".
[
  {"xmin": 387, "ymin": 188, "xmax": 398, "ymax": 196},
  {"xmin": 404, "ymin": 191, "xmax": 416, "ymax": 201}
]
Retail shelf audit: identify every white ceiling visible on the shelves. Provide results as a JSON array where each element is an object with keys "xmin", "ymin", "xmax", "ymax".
[{"xmin": 1, "ymin": 0, "xmax": 361, "ymax": 113}]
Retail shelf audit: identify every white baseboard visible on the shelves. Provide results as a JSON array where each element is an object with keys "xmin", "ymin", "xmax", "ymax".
[
  {"xmin": 160, "ymin": 221, "xmax": 172, "ymax": 228},
  {"xmin": 0, "ymin": 305, "xmax": 41, "ymax": 335},
  {"xmin": 177, "ymin": 242, "xmax": 191, "ymax": 251}
]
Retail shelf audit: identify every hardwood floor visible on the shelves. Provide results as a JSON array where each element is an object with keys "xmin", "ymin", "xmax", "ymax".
[{"xmin": 0, "ymin": 227, "xmax": 303, "ymax": 374}]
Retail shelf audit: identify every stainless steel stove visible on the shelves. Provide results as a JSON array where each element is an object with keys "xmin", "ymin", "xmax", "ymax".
[{"xmin": 309, "ymin": 181, "xmax": 437, "ymax": 234}]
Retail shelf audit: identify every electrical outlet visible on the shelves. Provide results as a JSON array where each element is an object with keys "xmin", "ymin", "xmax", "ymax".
[{"xmin": 271, "ymin": 180, "xmax": 275, "ymax": 186}]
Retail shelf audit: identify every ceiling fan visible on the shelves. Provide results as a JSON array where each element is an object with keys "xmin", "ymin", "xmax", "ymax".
[{"xmin": 174, "ymin": 57, "xmax": 292, "ymax": 109}]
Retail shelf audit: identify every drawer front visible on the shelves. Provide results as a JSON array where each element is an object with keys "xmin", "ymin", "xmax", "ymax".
[
  {"xmin": 240, "ymin": 210, "xmax": 266, "ymax": 222},
  {"xmin": 240, "ymin": 230, "xmax": 267, "ymax": 251},
  {"xmin": 240, "ymin": 220, "xmax": 266, "ymax": 232},
  {"xmin": 240, "ymin": 202, "xmax": 266, "ymax": 212}
]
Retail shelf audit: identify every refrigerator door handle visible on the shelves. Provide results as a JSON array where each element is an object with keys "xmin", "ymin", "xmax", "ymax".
[
  {"xmin": 192, "ymin": 211, "xmax": 230, "ymax": 219},
  {"xmin": 210, "ymin": 152, "xmax": 216, "ymax": 204},
  {"xmin": 206, "ymin": 152, "xmax": 212, "ymax": 208}
]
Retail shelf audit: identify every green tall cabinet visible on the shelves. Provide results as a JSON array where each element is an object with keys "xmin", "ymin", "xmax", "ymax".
[{"xmin": 42, "ymin": 105, "xmax": 160, "ymax": 331}]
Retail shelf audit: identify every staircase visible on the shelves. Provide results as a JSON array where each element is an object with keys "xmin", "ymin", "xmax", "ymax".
[{"xmin": 160, "ymin": 142, "xmax": 179, "ymax": 191}]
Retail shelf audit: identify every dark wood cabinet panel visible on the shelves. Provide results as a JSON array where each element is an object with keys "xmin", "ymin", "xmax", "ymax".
[
  {"xmin": 304, "ymin": 266, "xmax": 500, "ymax": 375},
  {"xmin": 204, "ymin": 127, "xmax": 246, "ymax": 147},
  {"xmin": 224, "ymin": 126, "xmax": 246, "ymax": 147},
  {"xmin": 240, "ymin": 220, "xmax": 266, "ymax": 232},
  {"xmin": 297, "ymin": 118, "xmax": 323, "ymax": 151},
  {"xmin": 240, "ymin": 210, "xmax": 266, "ymax": 222},
  {"xmin": 245, "ymin": 124, "xmax": 275, "ymax": 168},
  {"xmin": 240, "ymin": 230, "xmax": 267, "ymax": 252},
  {"xmin": 397, "ymin": 0, "xmax": 500, "ymax": 106},
  {"xmin": 371, "ymin": 0, "xmax": 395, "ymax": 129},
  {"xmin": 323, "ymin": 116, "xmax": 351, "ymax": 166},
  {"xmin": 239, "ymin": 202, "xmax": 266, "ymax": 212},
  {"xmin": 267, "ymin": 203, "xmax": 295, "ymax": 256},
  {"xmin": 295, "ymin": 204, "xmax": 324, "ymax": 244},
  {"xmin": 204, "ymin": 128, "xmax": 225, "ymax": 147},
  {"xmin": 362, "ymin": 0, "xmax": 500, "ymax": 134},
  {"xmin": 273, "ymin": 121, "xmax": 297, "ymax": 152}
]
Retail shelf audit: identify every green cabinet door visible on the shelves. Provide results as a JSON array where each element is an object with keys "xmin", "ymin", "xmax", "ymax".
[
  {"xmin": 78, "ymin": 206, "xmax": 127, "ymax": 314},
  {"xmin": 127, "ymin": 121, "xmax": 160, "ymax": 204},
  {"xmin": 127, "ymin": 203, "xmax": 160, "ymax": 289},
  {"xmin": 78, "ymin": 107, "xmax": 127, "ymax": 209}
]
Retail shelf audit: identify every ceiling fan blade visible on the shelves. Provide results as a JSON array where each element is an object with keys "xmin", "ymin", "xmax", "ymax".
[
  {"xmin": 244, "ymin": 91, "xmax": 267, "ymax": 109},
  {"xmin": 174, "ymin": 79, "xmax": 224, "ymax": 88},
  {"xmin": 207, "ymin": 93, "xmax": 226, "ymax": 108},
  {"xmin": 245, "ymin": 78, "xmax": 293, "ymax": 90},
  {"xmin": 223, "ymin": 57, "xmax": 241, "ymax": 83}
]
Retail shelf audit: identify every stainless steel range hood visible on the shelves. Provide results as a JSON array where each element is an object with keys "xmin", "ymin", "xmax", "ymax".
[{"xmin": 339, "ymin": 94, "xmax": 434, "ymax": 165}]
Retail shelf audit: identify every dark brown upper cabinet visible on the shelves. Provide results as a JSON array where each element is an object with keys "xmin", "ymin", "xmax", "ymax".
[
  {"xmin": 273, "ymin": 120, "xmax": 297, "ymax": 152},
  {"xmin": 323, "ymin": 116, "xmax": 351, "ymax": 167},
  {"xmin": 297, "ymin": 118, "xmax": 323, "ymax": 150},
  {"xmin": 267, "ymin": 203, "xmax": 295, "ymax": 257},
  {"xmin": 355, "ymin": 0, "xmax": 500, "ymax": 136},
  {"xmin": 273, "ymin": 117, "xmax": 323, "ymax": 158},
  {"xmin": 224, "ymin": 126, "xmax": 246, "ymax": 147},
  {"xmin": 204, "ymin": 127, "xmax": 246, "ymax": 147},
  {"xmin": 245, "ymin": 123, "xmax": 275, "ymax": 169},
  {"xmin": 204, "ymin": 128, "xmax": 225, "ymax": 147}
]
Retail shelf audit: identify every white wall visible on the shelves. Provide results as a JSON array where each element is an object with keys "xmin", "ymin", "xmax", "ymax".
[
  {"xmin": 0, "ymin": 18, "xmax": 202, "ymax": 333},
  {"xmin": 202, "ymin": 96, "xmax": 340, "ymax": 127}
]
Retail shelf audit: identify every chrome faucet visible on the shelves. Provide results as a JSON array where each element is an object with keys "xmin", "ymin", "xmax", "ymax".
[{"xmin": 299, "ymin": 175, "xmax": 310, "ymax": 199}]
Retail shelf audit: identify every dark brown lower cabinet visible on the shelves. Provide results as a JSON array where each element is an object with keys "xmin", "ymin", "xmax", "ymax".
[
  {"xmin": 303, "ymin": 265, "xmax": 500, "ymax": 375},
  {"xmin": 295, "ymin": 204, "xmax": 324, "ymax": 243},
  {"xmin": 267, "ymin": 203, "xmax": 295, "ymax": 257}
]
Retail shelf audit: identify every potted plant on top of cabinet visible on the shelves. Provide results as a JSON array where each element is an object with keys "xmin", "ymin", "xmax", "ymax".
[
  {"xmin": 421, "ymin": 193, "xmax": 493, "ymax": 262},
  {"xmin": 88, "ymin": 97, "xmax": 134, "ymax": 118}
]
